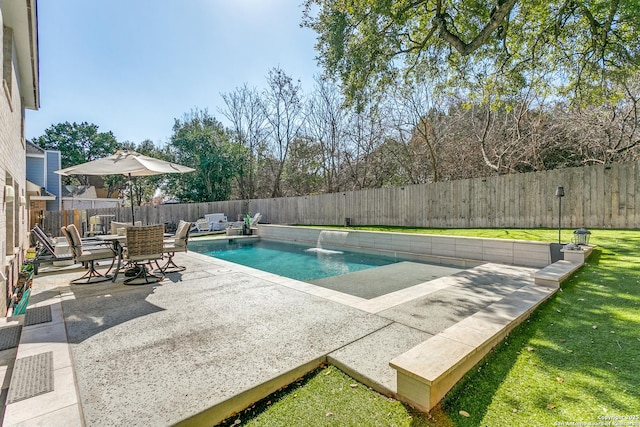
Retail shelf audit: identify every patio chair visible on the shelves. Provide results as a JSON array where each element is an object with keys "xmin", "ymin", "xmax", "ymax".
[
  {"xmin": 123, "ymin": 224, "xmax": 165, "ymax": 285},
  {"xmin": 204, "ymin": 213, "xmax": 228, "ymax": 231},
  {"xmin": 110, "ymin": 220, "xmax": 142, "ymax": 235},
  {"xmin": 87, "ymin": 215, "xmax": 102, "ymax": 236},
  {"xmin": 194, "ymin": 218, "xmax": 210, "ymax": 232},
  {"xmin": 62, "ymin": 224, "xmax": 117, "ymax": 284},
  {"xmin": 226, "ymin": 212, "xmax": 262, "ymax": 236},
  {"xmin": 29, "ymin": 224, "xmax": 74, "ymax": 274},
  {"xmin": 249, "ymin": 212, "xmax": 262, "ymax": 227},
  {"xmin": 157, "ymin": 220, "xmax": 191, "ymax": 273}
]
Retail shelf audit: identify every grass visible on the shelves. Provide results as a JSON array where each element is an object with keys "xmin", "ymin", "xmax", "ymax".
[
  {"xmin": 218, "ymin": 227, "xmax": 640, "ymax": 426},
  {"xmin": 219, "ymin": 365, "xmax": 432, "ymax": 427}
]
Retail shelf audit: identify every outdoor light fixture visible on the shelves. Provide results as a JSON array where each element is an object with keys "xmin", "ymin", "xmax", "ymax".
[
  {"xmin": 556, "ymin": 186, "xmax": 565, "ymax": 244},
  {"xmin": 3, "ymin": 185, "xmax": 15, "ymax": 203},
  {"xmin": 573, "ymin": 228, "xmax": 591, "ymax": 246}
]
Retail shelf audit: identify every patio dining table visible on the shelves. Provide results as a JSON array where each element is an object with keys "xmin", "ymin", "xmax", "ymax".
[{"xmin": 95, "ymin": 234, "xmax": 127, "ymax": 281}]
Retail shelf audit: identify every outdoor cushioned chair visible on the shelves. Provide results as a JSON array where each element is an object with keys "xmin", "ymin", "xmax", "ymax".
[
  {"xmin": 157, "ymin": 220, "xmax": 191, "ymax": 273},
  {"xmin": 62, "ymin": 224, "xmax": 117, "ymax": 284},
  {"xmin": 110, "ymin": 220, "xmax": 142, "ymax": 235},
  {"xmin": 123, "ymin": 224, "xmax": 165, "ymax": 285}
]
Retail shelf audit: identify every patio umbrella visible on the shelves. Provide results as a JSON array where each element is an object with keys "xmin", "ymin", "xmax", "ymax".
[{"xmin": 55, "ymin": 150, "xmax": 195, "ymax": 222}]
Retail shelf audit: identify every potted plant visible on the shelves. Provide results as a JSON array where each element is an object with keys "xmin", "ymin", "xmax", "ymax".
[{"xmin": 243, "ymin": 213, "xmax": 252, "ymax": 235}]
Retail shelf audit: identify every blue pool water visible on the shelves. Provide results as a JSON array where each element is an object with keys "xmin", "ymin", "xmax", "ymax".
[{"xmin": 189, "ymin": 239, "xmax": 399, "ymax": 281}]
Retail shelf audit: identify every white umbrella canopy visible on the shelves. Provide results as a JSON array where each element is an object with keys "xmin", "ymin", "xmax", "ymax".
[
  {"xmin": 54, "ymin": 150, "xmax": 195, "ymax": 177},
  {"xmin": 55, "ymin": 150, "xmax": 195, "ymax": 222}
]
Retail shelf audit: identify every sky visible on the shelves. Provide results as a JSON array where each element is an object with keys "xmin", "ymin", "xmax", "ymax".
[{"xmin": 26, "ymin": 0, "xmax": 321, "ymax": 146}]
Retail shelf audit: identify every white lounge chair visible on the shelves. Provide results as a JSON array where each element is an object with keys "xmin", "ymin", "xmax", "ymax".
[
  {"xmin": 226, "ymin": 212, "xmax": 261, "ymax": 236},
  {"xmin": 249, "ymin": 212, "xmax": 261, "ymax": 226},
  {"xmin": 194, "ymin": 218, "xmax": 210, "ymax": 232},
  {"xmin": 204, "ymin": 213, "xmax": 228, "ymax": 231}
]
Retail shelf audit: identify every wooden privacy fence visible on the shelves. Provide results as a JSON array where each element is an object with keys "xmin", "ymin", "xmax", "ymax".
[{"xmin": 40, "ymin": 161, "xmax": 640, "ymax": 236}]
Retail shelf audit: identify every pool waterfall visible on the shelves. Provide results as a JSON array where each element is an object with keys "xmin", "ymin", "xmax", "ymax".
[{"xmin": 306, "ymin": 230, "xmax": 349, "ymax": 254}]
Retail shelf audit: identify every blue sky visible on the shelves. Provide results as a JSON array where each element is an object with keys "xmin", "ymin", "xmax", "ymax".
[{"xmin": 26, "ymin": 0, "xmax": 321, "ymax": 145}]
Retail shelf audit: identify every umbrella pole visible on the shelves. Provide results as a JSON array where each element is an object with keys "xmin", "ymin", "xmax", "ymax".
[{"xmin": 129, "ymin": 173, "xmax": 135, "ymax": 223}]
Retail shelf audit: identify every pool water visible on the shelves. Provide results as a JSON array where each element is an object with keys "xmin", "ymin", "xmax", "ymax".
[{"xmin": 189, "ymin": 239, "xmax": 399, "ymax": 282}]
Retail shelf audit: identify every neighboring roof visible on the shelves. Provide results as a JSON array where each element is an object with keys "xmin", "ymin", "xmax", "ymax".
[
  {"xmin": 26, "ymin": 140, "xmax": 44, "ymax": 155},
  {"xmin": 0, "ymin": 0, "xmax": 40, "ymax": 109},
  {"xmin": 26, "ymin": 179, "xmax": 56, "ymax": 201},
  {"xmin": 61, "ymin": 185, "xmax": 98, "ymax": 198},
  {"xmin": 29, "ymin": 193, "xmax": 56, "ymax": 201}
]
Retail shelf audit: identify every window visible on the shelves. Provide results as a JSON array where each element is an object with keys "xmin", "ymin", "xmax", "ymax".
[
  {"xmin": 4, "ymin": 173, "xmax": 15, "ymax": 255},
  {"xmin": 2, "ymin": 26, "xmax": 13, "ymax": 108}
]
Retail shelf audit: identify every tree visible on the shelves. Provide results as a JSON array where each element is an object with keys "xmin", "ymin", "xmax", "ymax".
[
  {"xmin": 305, "ymin": 77, "xmax": 349, "ymax": 193},
  {"xmin": 342, "ymin": 99, "xmax": 389, "ymax": 189},
  {"xmin": 221, "ymin": 84, "xmax": 268, "ymax": 200},
  {"xmin": 31, "ymin": 121, "xmax": 120, "ymax": 185},
  {"xmin": 387, "ymin": 79, "xmax": 451, "ymax": 183},
  {"xmin": 303, "ymin": 0, "xmax": 640, "ymax": 106},
  {"xmin": 166, "ymin": 109, "xmax": 243, "ymax": 202},
  {"xmin": 262, "ymin": 67, "xmax": 305, "ymax": 197},
  {"xmin": 124, "ymin": 140, "xmax": 168, "ymax": 206},
  {"xmin": 282, "ymin": 136, "xmax": 324, "ymax": 196}
]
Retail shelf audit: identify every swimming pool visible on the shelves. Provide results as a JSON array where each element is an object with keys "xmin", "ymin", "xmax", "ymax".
[
  {"xmin": 188, "ymin": 238, "xmax": 399, "ymax": 282},
  {"xmin": 189, "ymin": 238, "xmax": 465, "ymax": 299}
]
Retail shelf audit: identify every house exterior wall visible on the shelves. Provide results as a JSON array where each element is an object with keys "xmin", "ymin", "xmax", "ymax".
[
  {"xmin": 1, "ymin": 1, "xmax": 39, "ymax": 315},
  {"xmin": 26, "ymin": 152, "xmax": 44, "ymax": 184},
  {"xmin": 45, "ymin": 150, "xmax": 61, "ymax": 211},
  {"xmin": 26, "ymin": 148, "xmax": 62, "ymax": 212},
  {"xmin": 1, "ymin": 31, "xmax": 27, "ymax": 315}
]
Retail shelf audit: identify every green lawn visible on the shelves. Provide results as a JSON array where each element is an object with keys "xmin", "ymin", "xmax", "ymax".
[{"xmin": 220, "ymin": 228, "xmax": 640, "ymax": 426}]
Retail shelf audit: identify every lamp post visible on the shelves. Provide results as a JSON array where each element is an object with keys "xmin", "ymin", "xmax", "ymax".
[{"xmin": 556, "ymin": 186, "xmax": 565, "ymax": 244}]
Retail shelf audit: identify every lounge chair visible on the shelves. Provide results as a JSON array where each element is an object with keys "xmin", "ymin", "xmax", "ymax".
[
  {"xmin": 194, "ymin": 218, "xmax": 210, "ymax": 232},
  {"xmin": 249, "ymin": 212, "xmax": 262, "ymax": 227},
  {"xmin": 204, "ymin": 213, "xmax": 228, "ymax": 231},
  {"xmin": 123, "ymin": 224, "xmax": 165, "ymax": 285},
  {"xmin": 62, "ymin": 224, "xmax": 117, "ymax": 284},
  {"xmin": 157, "ymin": 220, "xmax": 191, "ymax": 273},
  {"xmin": 226, "ymin": 212, "xmax": 262, "ymax": 236},
  {"xmin": 29, "ymin": 224, "xmax": 74, "ymax": 274},
  {"xmin": 231, "ymin": 212, "xmax": 262, "ymax": 228}
]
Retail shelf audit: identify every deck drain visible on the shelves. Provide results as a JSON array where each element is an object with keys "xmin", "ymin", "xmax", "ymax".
[
  {"xmin": 25, "ymin": 306, "xmax": 53, "ymax": 326},
  {"xmin": 0, "ymin": 325, "xmax": 22, "ymax": 351},
  {"xmin": 7, "ymin": 351, "xmax": 54, "ymax": 404}
]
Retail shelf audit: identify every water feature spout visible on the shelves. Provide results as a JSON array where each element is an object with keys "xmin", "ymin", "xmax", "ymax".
[
  {"xmin": 307, "ymin": 230, "xmax": 349, "ymax": 254},
  {"xmin": 317, "ymin": 230, "xmax": 348, "ymax": 248}
]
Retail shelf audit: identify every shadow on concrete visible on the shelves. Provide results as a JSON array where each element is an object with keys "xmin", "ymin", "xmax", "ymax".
[{"xmin": 61, "ymin": 281, "xmax": 165, "ymax": 344}]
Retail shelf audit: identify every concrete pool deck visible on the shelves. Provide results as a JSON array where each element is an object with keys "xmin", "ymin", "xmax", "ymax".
[{"xmin": 1, "ymin": 245, "xmax": 558, "ymax": 426}]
